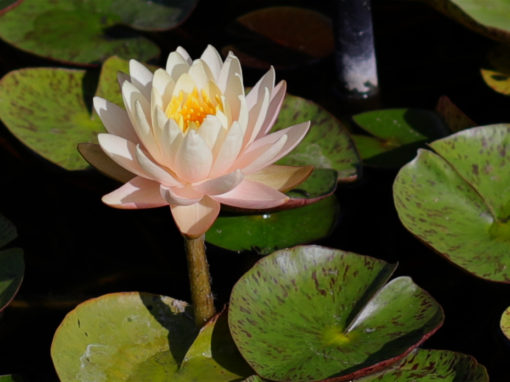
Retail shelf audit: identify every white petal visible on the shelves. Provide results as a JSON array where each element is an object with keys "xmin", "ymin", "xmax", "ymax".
[
  {"xmin": 122, "ymin": 80, "xmax": 150, "ymax": 129},
  {"xmin": 160, "ymin": 185, "xmax": 203, "ymax": 206},
  {"xmin": 129, "ymin": 59, "xmax": 153, "ymax": 100},
  {"xmin": 135, "ymin": 145, "xmax": 181, "ymax": 187},
  {"xmin": 152, "ymin": 69, "xmax": 175, "ymax": 107},
  {"xmin": 218, "ymin": 53, "xmax": 244, "ymax": 120},
  {"xmin": 132, "ymin": 99, "xmax": 161, "ymax": 160},
  {"xmin": 200, "ymin": 45, "xmax": 223, "ymax": 81},
  {"xmin": 194, "ymin": 169, "xmax": 244, "ymax": 195},
  {"xmin": 172, "ymin": 73, "xmax": 196, "ymax": 96},
  {"xmin": 175, "ymin": 129, "xmax": 213, "ymax": 182},
  {"xmin": 210, "ymin": 121, "xmax": 244, "ymax": 177},
  {"xmin": 98, "ymin": 133, "xmax": 148, "ymax": 178},
  {"xmin": 117, "ymin": 72, "xmax": 130, "ymax": 88},
  {"xmin": 166, "ymin": 51, "xmax": 190, "ymax": 81},
  {"xmin": 93, "ymin": 97, "xmax": 139, "ymax": 144},
  {"xmin": 212, "ymin": 179, "xmax": 288, "ymax": 209},
  {"xmin": 246, "ymin": 66, "xmax": 275, "ymax": 110},
  {"xmin": 102, "ymin": 176, "xmax": 167, "ymax": 209},
  {"xmin": 170, "ymin": 196, "xmax": 220, "ymax": 238},
  {"xmin": 189, "ymin": 60, "xmax": 213, "ymax": 90},
  {"xmin": 197, "ymin": 115, "xmax": 222, "ymax": 149},
  {"xmin": 176, "ymin": 46, "xmax": 192, "ymax": 64}
]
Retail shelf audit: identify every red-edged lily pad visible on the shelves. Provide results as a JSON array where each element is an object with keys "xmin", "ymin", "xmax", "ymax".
[
  {"xmin": 229, "ymin": 246, "xmax": 444, "ymax": 382},
  {"xmin": 351, "ymin": 108, "xmax": 448, "ymax": 168},
  {"xmin": 415, "ymin": 0, "xmax": 510, "ymax": 43},
  {"xmin": 224, "ymin": 6, "xmax": 334, "ymax": 69},
  {"xmin": 51, "ymin": 292, "xmax": 251, "ymax": 381},
  {"xmin": 0, "ymin": 0, "xmax": 197, "ymax": 65},
  {"xmin": 394, "ymin": 124, "xmax": 510, "ymax": 282},
  {"xmin": 0, "ymin": 214, "xmax": 24, "ymax": 313},
  {"xmin": 356, "ymin": 349, "xmax": 488, "ymax": 381}
]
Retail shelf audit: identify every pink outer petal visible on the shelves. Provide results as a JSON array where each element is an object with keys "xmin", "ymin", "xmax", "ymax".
[
  {"xmin": 160, "ymin": 185, "xmax": 203, "ymax": 206},
  {"xmin": 237, "ymin": 121, "xmax": 310, "ymax": 174},
  {"xmin": 194, "ymin": 170, "xmax": 244, "ymax": 195},
  {"xmin": 245, "ymin": 66, "xmax": 275, "ymax": 110},
  {"xmin": 257, "ymin": 80, "xmax": 287, "ymax": 139},
  {"xmin": 212, "ymin": 180, "xmax": 288, "ymax": 209},
  {"xmin": 170, "ymin": 196, "xmax": 221, "ymax": 238},
  {"xmin": 102, "ymin": 176, "xmax": 168, "ymax": 209},
  {"xmin": 93, "ymin": 97, "xmax": 140, "ymax": 144},
  {"xmin": 245, "ymin": 165, "xmax": 313, "ymax": 192}
]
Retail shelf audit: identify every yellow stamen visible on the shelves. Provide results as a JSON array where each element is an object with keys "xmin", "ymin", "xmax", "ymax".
[{"xmin": 165, "ymin": 87, "xmax": 222, "ymax": 132}]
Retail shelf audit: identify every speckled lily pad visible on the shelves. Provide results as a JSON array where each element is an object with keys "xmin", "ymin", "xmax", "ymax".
[
  {"xmin": 357, "ymin": 349, "xmax": 488, "ymax": 381},
  {"xmin": 394, "ymin": 124, "xmax": 510, "ymax": 282},
  {"xmin": 0, "ymin": 0, "xmax": 197, "ymax": 65},
  {"xmin": 0, "ymin": 56, "xmax": 130, "ymax": 170},
  {"xmin": 51, "ymin": 292, "xmax": 251, "ymax": 381},
  {"xmin": 415, "ymin": 0, "xmax": 510, "ymax": 43},
  {"xmin": 351, "ymin": 108, "xmax": 447, "ymax": 168},
  {"xmin": 229, "ymin": 246, "xmax": 444, "ymax": 382},
  {"xmin": 274, "ymin": 94, "xmax": 360, "ymax": 181}
]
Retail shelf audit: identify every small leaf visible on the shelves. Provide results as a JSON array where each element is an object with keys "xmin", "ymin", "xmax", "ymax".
[
  {"xmin": 206, "ymin": 196, "xmax": 340, "ymax": 255},
  {"xmin": 352, "ymin": 108, "xmax": 447, "ymax": 167},
  {"xmin": 394, "ymin": 124, "xmax": 510, "ymax": 282},
  {"xmin": 0, "ymin": 0, "xmax": 197, "ymax": 65},
  {"xmin": 481, "ymin": 44, "xmax": 510, "ymax": 95},
  {"xmin": 356, "ymin": 349, "xmax": 488, "ymax": 381},
  {"xmin": 229, "ymin": 246, "xmax": 444, "ymax": 381},
  {"xmin": 51, "ymin": 292, "xmax": 248, "ymax": 381},
  {"xmin": 274, "ymin": 94, "xmax": 360, "ymax": 182}
]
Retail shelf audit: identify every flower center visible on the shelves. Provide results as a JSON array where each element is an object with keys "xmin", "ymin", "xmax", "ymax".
[{"xmin": 165, "ymin": 87, "xmax": 221, "ymax": 132}]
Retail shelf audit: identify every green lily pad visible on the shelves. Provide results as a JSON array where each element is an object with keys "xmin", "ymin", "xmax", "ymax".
[
  {"xmin": 0, "ymin": 0, "xmax": 197, "ymax": 65},
  {"xmin": 274, "ymin": 94, "xmax": 360, "ymax": 181},
  {"xmin": 206, "ymin": 195, "xmax": 340, "ymax": 255},
  {"xmin": 285, "ymin": 168, "xmax": 338, "ymax": 204},
  {"xmin": 228, "ymin": 246, "xmax": 444, "ymax": 382},
  {"xmin": 416, "ymin": 0, "xmax": 510, "ymax": 43},
  {"xmin": 51, "ymin": 292, "xmax": 251, "ymax": 381},
  {"xmin": 357, "ymin": 349, "xmax": 488, "ymax": 381},
  {"xmin": 0, "ymin": 248, "xmax": 24, "ymax": 312},
  {"xmin": 481, "ymin": 45, "xmax": 510, "ymax": 95},
  {"xmin": 351, "ymin": 108, "xmax": 447, "ymax": 168},
  {"xmin": 0, "ymin": 376, "xmax": 23, "ymax": 382},
  {"xmin": 0, "ymin": 213, "xmax": 16, "ymax": 248},
  {"xmin": 500, "ymin": 306, "xmax": 510, "ymax": 341},
  {"xmin": 224, "ymin": 6, "xmax": 334, "ymax": 70},
  {"xmin": 394, "ymin": 124, "xmax": 510, "ymax": 282}
]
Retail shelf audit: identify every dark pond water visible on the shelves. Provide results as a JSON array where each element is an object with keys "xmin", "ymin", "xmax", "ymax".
[{"xmin": 1, "ymin": 1, "xmax": 510, "ymax": 381}]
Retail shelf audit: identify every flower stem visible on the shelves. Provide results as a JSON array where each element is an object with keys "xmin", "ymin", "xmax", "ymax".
[{"xmin": 184, "ymin": 234, "xmax": 216, "ymax": 326}]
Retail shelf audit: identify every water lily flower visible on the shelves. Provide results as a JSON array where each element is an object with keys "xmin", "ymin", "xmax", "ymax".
[{"xmin": 94, "ymin": 45, "xmax": 311, "ymax": 237}]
